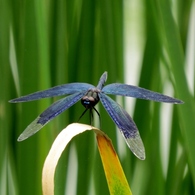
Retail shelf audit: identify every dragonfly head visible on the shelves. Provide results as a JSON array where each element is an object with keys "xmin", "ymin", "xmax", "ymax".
[{"xmin": 81, "ymin": 90, "xmax": 99, "ymax": 108}]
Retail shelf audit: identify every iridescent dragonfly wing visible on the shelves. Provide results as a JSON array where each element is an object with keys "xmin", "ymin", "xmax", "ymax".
[
  {"xmin": 17, "ymin": 91, "xmax": 87, "ymax": 141},
  {"xmin": 102, "ymin": 83, "xmax": 183, "ymax": 104},
  {"xmin": 9, "ymin": 83, "xmax": 94, "ymax": 103},
  {"xmin": 99, "ymin": 93, "xmax": 145, "ymax": 160}
]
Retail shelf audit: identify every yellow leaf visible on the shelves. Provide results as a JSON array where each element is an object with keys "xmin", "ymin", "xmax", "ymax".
[
  {"xmin": 96, "ymin": 133, "xmax": 132, "ymax": 195},
  {"xmin": 42, "ymin": 123, "xmax": 132, "ymax": 195}
]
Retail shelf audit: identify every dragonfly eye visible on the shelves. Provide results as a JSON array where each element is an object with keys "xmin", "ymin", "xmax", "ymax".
[{"xmin": 81, "ymin": 99, "xmax": 91, "ymax": 108}]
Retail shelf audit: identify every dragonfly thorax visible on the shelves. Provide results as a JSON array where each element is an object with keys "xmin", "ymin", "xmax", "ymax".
[{"xmin": 81, "ymin": 90, "xmax": 100, "ymax": 108}]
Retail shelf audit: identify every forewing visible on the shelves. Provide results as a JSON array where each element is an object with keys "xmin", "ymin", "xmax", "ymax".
[
  {"xmin": 17, "ymin": 91, "xmax": 87, "ymax": 141},
  {"xmin": 99, "ymin": 93, "xmax": 145, "ymax": 160},
  {"xmin": 102, "ymin": 83, "xmax": 183, "ymax": 104},
  {"xmin": 9, "ymin": 83, "xmax": 93, "ymax": 102}
]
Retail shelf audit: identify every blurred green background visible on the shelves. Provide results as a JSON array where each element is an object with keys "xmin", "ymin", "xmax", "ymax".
[{"xmin": 1, "ymin": 0, "xmax": 195, "ymax": 194}]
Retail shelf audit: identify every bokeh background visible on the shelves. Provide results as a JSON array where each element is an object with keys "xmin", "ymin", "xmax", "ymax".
[{"xmin": 1, "ymin": 0, "xmax": 195, "ymax": 194}]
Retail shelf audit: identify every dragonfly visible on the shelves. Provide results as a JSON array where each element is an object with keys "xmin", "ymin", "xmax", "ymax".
[{"xmin": 9, "ymin": 71, "xmax": 183, "ymax": 160}]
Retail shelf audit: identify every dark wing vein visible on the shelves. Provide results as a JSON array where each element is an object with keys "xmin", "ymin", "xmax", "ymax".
[
  {"xmin": 99, "ymin": 93, "xmax": 145, "ymax": 160},
  {"xmin": 17, "ymin": 91, "xmax": 87, "ymax": 141},
  {"xmin": 102, "ymin": 83, "xmax": 183, "ymax": 104},
  {"xmin": 9, "ymin": 83, "xmax": 94, "ymax": 102}
]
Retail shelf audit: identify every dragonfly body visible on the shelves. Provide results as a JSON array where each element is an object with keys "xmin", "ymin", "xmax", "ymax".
[
  {"xmin": 9, "ymin": 71, "xmax": 183, "ymax": 160},
  {"xmin": 81, "ymin": 72, "xmax": 106, "ymax": 109}
]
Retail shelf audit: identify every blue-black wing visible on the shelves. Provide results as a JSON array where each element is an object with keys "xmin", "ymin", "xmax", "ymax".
[
  {"xmin": 9, "ymin": 83, "xmax": 94, "ymax": 102},
  {"xmin": 102, "ymin": 83, "xmax": 183, "ymax": 104},
  {"xmin": 99, "ymin": 93, "xmax": 145, "ymax": 160},
  {"xmin": 17, "ymin": 91, "xmax": 87, "ymax": 141}
]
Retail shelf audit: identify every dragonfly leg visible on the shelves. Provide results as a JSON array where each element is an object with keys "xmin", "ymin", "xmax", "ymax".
[
  {"xmin": 93, "ymin": 107, "xmax": 101, "ymax": 128},
  {"xmin": 77, "ymin": 108, "xmax": 88, "ymax": 122},
  {"xmin": 89, "ymin": 108, "xmax": 93, "ymax": 125}
]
